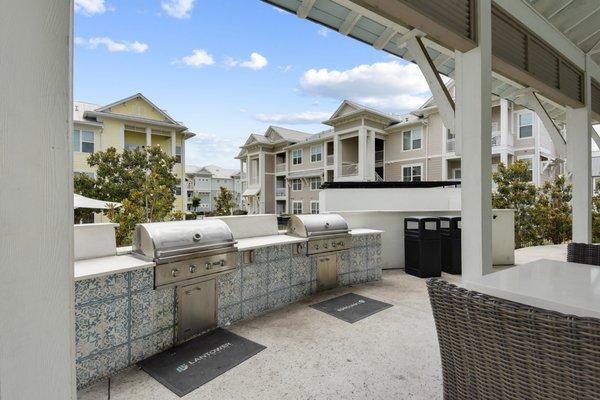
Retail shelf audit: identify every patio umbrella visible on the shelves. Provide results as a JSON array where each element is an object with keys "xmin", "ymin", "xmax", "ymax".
[{"xmin": 74, "ymin": 193, "xmax": 122, "ymax": 209}]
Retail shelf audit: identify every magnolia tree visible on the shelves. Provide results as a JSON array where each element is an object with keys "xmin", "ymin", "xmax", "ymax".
[
  {"xmin": 74, "ymin": 146, "xmax": 179, "ymax": 245},
  {"xmin": 211, "ymin": 187, "xmax": 237, "ymax": 216}
]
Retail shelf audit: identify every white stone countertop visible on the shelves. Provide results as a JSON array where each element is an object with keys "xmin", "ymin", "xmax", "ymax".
[
  {"xmin": 464, "ymin": 259, "xmax": 600, "ymax": 319},
  {"xmin": 349, "ymin": 228, "xmax": 384, "ymax": 235},
  {"xmin": 74, "ymin": 254, "xmax": 155, "ymax": 281},
  {"xmin": 236, "ymin": 234, "xmax": 307, "ymax": 251}
]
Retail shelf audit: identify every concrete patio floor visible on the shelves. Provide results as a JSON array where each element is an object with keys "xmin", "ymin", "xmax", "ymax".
[{"xmin": 78, "ymin": 245, "xmax": 567, "ymax": 400}]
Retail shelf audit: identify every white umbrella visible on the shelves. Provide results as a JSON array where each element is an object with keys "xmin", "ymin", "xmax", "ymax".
[{"xmin": 74, "ymin": 193, "xmax": 122, "ymax": 209}]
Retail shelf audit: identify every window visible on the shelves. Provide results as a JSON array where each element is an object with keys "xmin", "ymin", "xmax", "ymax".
[
  {"xmin": 518, "ymin": 157, "xmax": 533, "ymax": 182},
  {"xmin": 292, "ymin": 149, "xmax": 303, "ymax": 165},
  {"xmin": 310, "ymin": 177, "xmax": 322, "ymax": 190},
  {"xmin": 292, "ymin": 201, "xmax": 303, "ymax": 214},
  {"xmin": 402, "ymin": 165, "xmax": 422, "ymax": 182},
  {"xmin": 291, "ymin": 179, "xmax": 302, "ymax": 191},
  {"xmin": 73, "ymin": 130, "xmax": 95, "ymax": 153},
  {"xmin": 402, "ymin": 129, "xmax": 422, "ymax": 151},
  {"xmin": 175, "ymin": 185, "xmax": 182, "ymax": 196},
  {"xmin": 310, "ymin": 145, "xmax": 322, "ymax": 162},
  {"xmin": 124, "ymin": 143, "xmax": 140, "ymax": 151},
  {"xmin": 452, "ymin": 168, "xmax": 461, "ymax": 180},
  {"xmin": 175, "ymin": 145, "xmax": 182, "ymax": 163},
  {"xmin": 518, "ymin": 113, "xmax": 533, "ymax": 138},
  {"xmin": 310, "ymin": 201, "xmax": 320, "ymax": 214},
  {"xmin": 74, "ymin": 171, "xmax": 95, "ymax": 179}
]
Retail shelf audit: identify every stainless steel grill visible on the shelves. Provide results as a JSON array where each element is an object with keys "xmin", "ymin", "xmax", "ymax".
[
  {"xmin": 287, "ymin": 214, "xmax": 351, "ymax": 255},
  {"xmin": 133, "ymin": 219, "xmax": 238, "ymax": 340}
]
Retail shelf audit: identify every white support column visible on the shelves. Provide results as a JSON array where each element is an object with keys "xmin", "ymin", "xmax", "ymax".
[
  {"xmin": 181, "ymin": 136, "xmax": 187, "ymax": 210},
  {"xmin": 500, "ymin": 99, "xmax": 510, "ymax": 166},
  {"xmin": 119, "ymin": 122, "xmax": 126, "ymax": 150},
  {"xmin": 1, "ymin": 0, "xmax": 76, "ymax": 398},
  {"xmin": 170, "ymin": 131, "xmax": 176, "ymax": 156},
  {"xmin": 333, "ymin": 134, "xmax": 340, "ymax": 180},
  {"xmin": 145, "ymin": 127, "xmax": 151, "ymax": 148},
  {"xmin": 368, "ymin": 131, "xmax": 376, "ymax": 181},
  {"xmin": 259, "ymin": 152, "xmax": 266, "ymax": 213},
  {"xmin": 457, "ymin": 0, "xmax": 493, "ymax": 281},
  {"xmin": 567, "ymin": 56, "xmax": 593, "ymax": 243},
  {"xmin": 358, "ymin": 126, "xmax": 367, "ymax": 180}
]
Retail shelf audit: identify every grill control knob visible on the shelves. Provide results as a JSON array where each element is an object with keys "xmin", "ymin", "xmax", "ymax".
[
  {"xmin": 332, "ymin": 242, "xmax": 336, "ymax": 248},
  {"xmin": 193, "ymin": 233, "xmax": 202, "ymax": 242},
  {"xmin": 324, "ymin": 243, "xmax": 328, "ymax": 249},
  {"xmin": 315, "ymin": 244, "xmax": 319, "ymax": 250},
  {"xmin": 205, "ymin": 262, "xmax": 213, "ymax": 270},
  {"xmin": 189, "ymin": 264, "xmax": 197, "ymax": 273},
  {"xmin": 219, "ymin": 260, "xmax": 225, "ymax": 266},
  {"xmin": 171, "ymin": 268, "xmax": 180, "ymax": 277}
]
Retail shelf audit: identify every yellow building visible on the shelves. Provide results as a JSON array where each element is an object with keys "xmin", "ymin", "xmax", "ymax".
[{"xmin": 73, "ymin": 93, "xmax": 194, "ymax": 212}]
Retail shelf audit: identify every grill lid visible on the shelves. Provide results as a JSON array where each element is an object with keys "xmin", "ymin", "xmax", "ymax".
[
  {"xmin": 287, "ymin": 214, "xmax": 349, "ymax": 238},
  {"xmin": 133, "ymin": 219, "xmax": 235, "ymax": 260}
]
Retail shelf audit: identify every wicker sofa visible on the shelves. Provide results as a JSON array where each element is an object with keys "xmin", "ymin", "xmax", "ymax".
[
  {"xmin": 567, "ymin": 242, "xmax": 600, "ymax": 265},
  {"xmin": 427, "ymin": 278, "xmax": 600, "ymax": 400}
]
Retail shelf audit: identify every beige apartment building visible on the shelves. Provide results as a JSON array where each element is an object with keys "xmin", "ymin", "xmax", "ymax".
[{"xmin": 237, "ymin": 95, "xmax": 561, "ymax": 215}]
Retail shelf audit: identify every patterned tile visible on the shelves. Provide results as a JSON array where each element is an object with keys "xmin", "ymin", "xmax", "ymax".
[
  {"xmin": 352, "ymin": 269, "xmax": 368, "ymax": 285},
  {"xmin": 268, "ymin": 260, "xmax": 290, "ymax": 292},
  {"xmin": 242, "ymin": 295, "xmax": 268, "ymax": 319},
  {"xmin": 339, "ymin": 273, "xmax": 353, "ymax": 287},
  {"xmin": 76, "ymin": 344, "xmax": 129, "ymax": 389},
  {"xmin": 217, "ymin": 269, "xmax": 242, "ymax": 308},
  {"xmin": 366, "ymin": 245, "xmax": 383, "ymax": 269},
  {"xmin": 218, "ymin": 303, "xmax": 242, "ymax": 326},
  {"xmin": 290, "ymin": 283, "xmax": 311, "ymax": 302},
  {"xmin": 366, "ymin": 234, "xmax": 382, "ymax": 247},
  {"xmin": 367, "ymin": 268, "xmax": 383, "ymax": 281},
  {"xmin": 268, "ymin": 244, "xmax": 291, "ymax": 261},
  {"xmin": 131, "ymin": 268, "xmax": 154, "ymax": 292},
  {"xmin": 75, "ymin": 272, "xmax": 129, "ymax": 306},
  {"xmin": 241, "ymin": 264, "xmax": 268, "ymax": 300},
  {"xmin": 291, "ymin": 256, "xmax": 311, "ymax": 285},
  {"xmin": 130, "ymin": 288, "xmax": 175, "ymax": 340},
  {"xmin": 351, "ymin": 234, "xmax": 367, "ymax": 248},
  {"xmin": 76, "ymin": 297, "xmax": 129, "ymax": 359},
  {"xmin": 130, "ymin": 328, "xmax": 174, "ymax": 364},
  {"xmin": 337, "ymin": 250, "xmax": 352, "ymax": 274},
  {"xmin": 268, "ymin": 288, "xmax": 291, "ymax": 309},
  {"xmin": 351, "ymin": 247, "xmax": 367, "ymax": 272}
]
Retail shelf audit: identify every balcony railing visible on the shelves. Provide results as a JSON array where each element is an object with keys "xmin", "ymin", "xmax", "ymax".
[
  {"xmin": 375, "ymin": 150, "xmax": 384, "ymax": 163},
  {"xmin": 275, "ymin": 163, "xmax": 286, "ymax": 173},
  {"xmin": 326, "ymin": 154, "xmax": 334, "ymax": 166},
  {"xmin": 276, "ymin": 187, "xmax": 286, "ymax": 197},
  {"xmin": 447, "ymin": 140, "xmax": 455, "ymax": 153},
  {"xmin": 491, "ymin": 134, "xmax": 501, "ymax": 147},
  {"xmin": 249, "ymin": 176, "xmax": 258, "ymax": 185},
  {"xmin": 340, "ymin": 163, "xmax": 358, "ymax": 177}
]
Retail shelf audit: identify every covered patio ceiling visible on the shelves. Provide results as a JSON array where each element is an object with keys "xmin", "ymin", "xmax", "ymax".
[{"xmin": 265, "ymin": 0, "xmax": 600, "ymax": 125}]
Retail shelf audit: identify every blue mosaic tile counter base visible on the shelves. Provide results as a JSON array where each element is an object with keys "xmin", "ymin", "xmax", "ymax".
[{"xmin": 75, "ymin": 233, "xmax": 382, "ymax": 389}]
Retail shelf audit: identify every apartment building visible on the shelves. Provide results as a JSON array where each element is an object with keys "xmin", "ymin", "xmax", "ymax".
[
  {"xmin": 237, "ymin": 95, "xmax": 561, "ymax": 215},
  {"xmin": 73, "ymin": 93, "xmax": 194, "ymax": 212},
  {"xmin": 185, "ymin": 165, "xmax": 242, "ymax": 212}
]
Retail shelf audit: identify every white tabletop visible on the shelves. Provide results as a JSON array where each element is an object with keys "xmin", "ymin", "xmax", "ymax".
[{"xmin": 464, "ymin": 259, "xmax": 600, "ymax": 319}]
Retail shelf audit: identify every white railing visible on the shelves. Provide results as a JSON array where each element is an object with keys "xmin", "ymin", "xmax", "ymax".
[
  {"xmin": 491, "ymin": 134, "xmax": 501, "ymax": 147},
  {"xmin": 341, "ymin": 163, "xmax": 358, "ymax": 177},
  {"xmin": 446, "ymin": 140, "xmax": 455, "ymax": 153},
  {"xmin": 275, "ymin": 163, "xmax": 286, "ymax": 173},
  {"xmin": 250, "ymin": 176, "xmax": 258, "ymax": 185},
  {"xmin": 276, "ymin": 187, "xmax": 286, "ymax": 197},
  {"xmin": 375, "ymin": 171, "xmax": 384, "ymax": 182},
  {"xmin": 375, "ymin": 150, "xmax": 384, "ymax": 162},
  {"xmin": 326, "ymin": 154, "xmax": 334, "ymax": 166}
]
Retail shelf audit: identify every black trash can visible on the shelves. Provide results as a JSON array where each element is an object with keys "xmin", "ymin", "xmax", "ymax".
[
  {"xmin": 439, "ymin": 216, "xmax": 461, "ymax": 274},
  {"xmin": 404, "ymin": 217, "xmax": 441, "ymax": 278}
]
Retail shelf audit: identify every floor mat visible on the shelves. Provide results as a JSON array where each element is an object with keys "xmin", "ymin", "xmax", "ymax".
[
  {"xmin": 138, "ymin": 328, "xmax": 266, "ymax": 397},
  {"xmin": 310, "ymin": 293, "xmax": 393, "ymax": 323}
]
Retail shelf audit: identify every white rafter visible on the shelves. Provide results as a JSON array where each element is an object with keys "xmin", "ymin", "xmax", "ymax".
[
  {"xmin": 373, "ymin": 27, "xmax": 396, "ymax": 50},
  {"xmin": 339, "ymin": 10, "xmax": 361, "ymax": 35},
  {"xmin": 297, "ymin": 0, "xmax": 317, "ymax": 19}
]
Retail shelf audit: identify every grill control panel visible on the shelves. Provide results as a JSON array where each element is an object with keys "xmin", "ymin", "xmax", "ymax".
[
  {"xmin": 155, "ymin": 251, "xmax": 237, "ymax": 288},
  {"xmin": 307, "ymin": 236, "xmax": 350, "ymax": 255}
]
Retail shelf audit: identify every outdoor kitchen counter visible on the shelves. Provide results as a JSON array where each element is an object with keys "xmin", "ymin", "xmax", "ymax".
[
  {"xmin": 235, "ymin": 234, "xmax": 307, "ymax": 251},
  {"xmin": 74, "ymin": 254, "xmax": 155, "ymax": 281}
]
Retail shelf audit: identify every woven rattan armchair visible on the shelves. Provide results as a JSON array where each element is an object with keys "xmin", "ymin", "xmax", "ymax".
[
  {"xmin": 427, "ymin": 278, "xmax": 600, "ymax": 400},
  {"xmin": 567, "ymin": 242, "xmax": 600, "ymax": 266}
]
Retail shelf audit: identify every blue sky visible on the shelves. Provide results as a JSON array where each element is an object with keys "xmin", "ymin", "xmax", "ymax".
[{"xmin": 74, "ymin": 0, "xmax": 431, "ymax": 168}]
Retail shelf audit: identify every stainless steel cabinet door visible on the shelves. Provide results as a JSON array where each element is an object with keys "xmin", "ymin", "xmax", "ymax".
[
  {"xmin": 316, "ymin": 255, "xmax": 338, "ymax": 290},
  {"xmin": 177, "ymin": 279, "xmax": 216, "ymax": 341}
]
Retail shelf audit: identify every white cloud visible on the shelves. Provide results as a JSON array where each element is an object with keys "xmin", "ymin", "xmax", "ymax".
[
  {"xmin": 75, "ymin": 37, "xmax": 148, "ymax": 53},
  {"xmin": 299, "ymin": 61, "xmax": 431, "ymax": 112},
  {"xmin": 161, "ymin": 0, "xmax": 195, "ymax": 19},
  {"xmin": 254, "ymin": 111, "xmax": 331, "ymax": 125},
  {"xmin": 226, "ymin": 53, "xmax": 268, "ymax": 70},
  {"xmin": 318, "ymin": 28, "xmax": 329, "ymax": 37},
  {"xmin": 177, "ymin": 49, "xmax": 215, "ymax": 68},
  {"xmin": 75, "ymin": 0, "xmax": 106, "ymax": 15},
  {"xmin": 185, "ymin": 132, "xmax": 243, "ymax": 169},
  {"xmin": 278, "ymin": 65, "xmax": 293, "ymax": 73}
]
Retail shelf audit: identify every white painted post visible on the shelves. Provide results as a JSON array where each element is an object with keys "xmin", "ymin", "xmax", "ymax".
[
  {"xmin": 145, "ymin": 127, "xmax": 151, "ymax": 148},
  {"xmin": 500, "ymin": 99, "xmax": 509, "ymax": 149},
  {"xmin": 457, "ymin": 0, "xmax": 493, "ymax": 281},
  {"xmin": 259, "ymin": 152, "xmax": 266, "ymax": 213},
  {"xmin": 368, "ymin": 130, "xmax": 376, "ymax": 180},
  {"xmin": 358, "ymin": 127, "xmax": 367, "ymax": 179},
  {"xmin": 181, "ymin": 136, "xmax": 187, "ymax": 211},
  {"xmin": 333, "ymin": 134, "xmax": 340, "ymax": 180},
  {"xmin": 170, "ymin": 130, "xmax": 176, "ymax": 156},
  {"xmin": 0, "ymin": 0, "xmax": 76, "ymax": 398}
]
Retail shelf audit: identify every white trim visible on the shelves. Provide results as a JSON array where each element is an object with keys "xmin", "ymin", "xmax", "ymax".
[
  {"xmin": 310, "ymin": 144, "xmax": 323, "ymax": 163},
  {"xmin": 310, "ymin": 200, "xmax": 320, "ymax": 214},
  {"xmin": 292, "ymin": 148, "xmax": 303, "ymax": 165},
  {"xmin": 385, "ymin": 154, "xmax": 442, "ymax": 164},
  {"xmin": 401, "ymin": 127, "xmax": 423, "ymax": 151},
  {"xmin": 516, "ymin": 110, "xmax": 534, "ymax": 140},
  {"xmin": 401, "ymin": 163, "xmax": 424, "ymax": 182},
  {"xmin": 292, "ymin": 200, "xmax": 303, "ymax": 214}
]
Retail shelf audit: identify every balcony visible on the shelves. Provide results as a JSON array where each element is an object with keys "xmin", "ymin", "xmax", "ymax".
[
  {"xmin": 375, "ymin": 150, "xmax": 384, "ymax": 163},
  {"xmin": 326, "ymin": 154, "xmax": 334, "ymax": 166},
  {"xmin": 491, "ymin": 133, "xmax": 501, "ymax": 147},
  {"xmin": 275, "ymin": 163, "xmax": 286, "ymax": 173},
  {"xmin": 340, "ymin": 163, "xmax": 358, "ymax": 177},
  {"xmin": 446, "ymin": 140, "xmax": 455, "ymax": 153},
  {"xmin": 275, "ymin": 187, "xmax": 286, "ymax": 197}
]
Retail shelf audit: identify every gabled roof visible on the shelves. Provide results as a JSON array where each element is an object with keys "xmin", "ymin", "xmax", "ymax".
[
  {"xmin": 202, "ymin": 164, "xmax": 239, "ymax": 179},
  {"xmin": 268, "ymin": 126, "xmax": 312, "ymax": 142},
  {"xmin": 94, "ymin": 93, "xmax": 181, "ymax": 125},
  {"xmin": 323, "ymin": 100, "xmax": 402, "ymax": 125}
]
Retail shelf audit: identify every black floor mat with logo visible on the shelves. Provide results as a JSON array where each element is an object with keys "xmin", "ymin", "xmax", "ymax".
[
  {"xmin": 138, "ymin": 328, "xmax": 266, "ymax": 397},
  {"xmin": 310, "ymin": 293, "xmax": 393, "ymax": 323}
]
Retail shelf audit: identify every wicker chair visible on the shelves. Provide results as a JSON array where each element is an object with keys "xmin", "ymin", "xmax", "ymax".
[
  {"xmin": 567, "ymin": 242, "xmax": 600, "ymax": 266},
  {"xmin": 427, "ymin": 278, "xmax": 600, "ymax": 400}
]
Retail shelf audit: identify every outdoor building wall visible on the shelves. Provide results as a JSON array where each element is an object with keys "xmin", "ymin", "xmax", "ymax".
[
  {"xmin": 384, "ymin": 157, "xmax": 427, "ymax": 181},
  {"xmin": 364, "ymin": 119, "xmax": 388, "ymax": 130},
  {"xmin": 73, "ymin": 124, "xmax": 101, "ymax": 174},
  {"xmin": 334, "ymin": 119, "xmax": 362, "ymax": 132},
  {"xmin": 101, "ymin": 119, "xmax": 125, "ymax": 150},
  {"xmin": 384, "ymin": 123, "xmax": 426, "ymax": 162},
  {"xmin": 289, "ymin": 181, "xmax": 320, "ymax": 214},
  {"xmin": 109, "ymin": 97, "xmax": 167, "ymax": 122},
  {"xmin": 427, "ymin": 157, "xmax": 443, "ymax": 180},
  {"xmin": 288, "ymin": 143, "xmax": 325, "ymax": 172},
  {"xmin": 124, "ymin": 131, "xmax": 146, "ymax": 148},
  {"xmin": 265, "ymin": 172, "xmax": 275, "ymax": 214},
  {"xmin": 426, "ymin": 113, "xmax": 443, "ymax": 156}
]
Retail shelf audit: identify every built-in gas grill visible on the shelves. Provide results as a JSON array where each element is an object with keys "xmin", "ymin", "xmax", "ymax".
[
  {"xmin": 287, "ymin": 214, "xmax": 351, "ymax": 290},
  {"xmin": 133, "ymin": 219, "xmax": 238, "ymax": 340}
]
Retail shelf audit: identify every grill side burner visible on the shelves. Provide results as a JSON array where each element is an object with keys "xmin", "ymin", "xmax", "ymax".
[
  {"xmin": 132, "ymin": 219, "xmax": 238, "ymax": 340},
  {"xmin": 287, "ymin": 214, "xmax": 351, "ymax": 255}
]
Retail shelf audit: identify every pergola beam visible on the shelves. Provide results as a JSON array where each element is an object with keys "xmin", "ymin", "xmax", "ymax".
[
  {"xmin": 405, "ymin": 35, "xmax": 455, "ymax": 134},
  {"xmin": 339, "ymin": 11, "xmax": 361, "ymax": 35},
  {"xmin": 373, "ymin": 27, "xmax": 396, "ymax": 50},
  {"xmin": 297, "ymin": 0, "xmax": 317, "ymax": 19}
]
